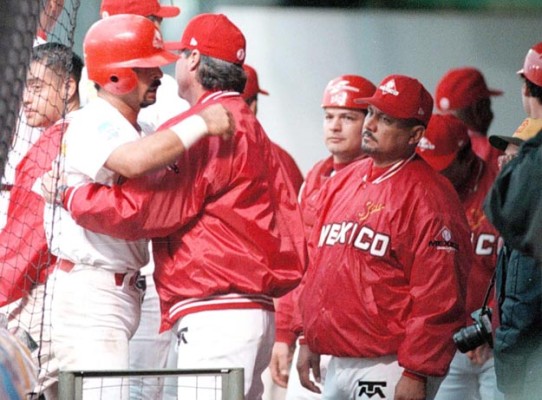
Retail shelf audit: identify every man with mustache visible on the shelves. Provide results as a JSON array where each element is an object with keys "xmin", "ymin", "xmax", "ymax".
[
  {"xmin": 92, "ymin": 2, "xmax": 190, "ymax": 399},
  {"xmin": 41, "ymin": 15, "xmax": 231, "ymax": 400},
  {"xmin": 43, "ymin": 13, "xmax": 307, "ymax": 400},
  {"xmin": 297, "ymin": 75, "xmax": 472, "ymax": 400}
]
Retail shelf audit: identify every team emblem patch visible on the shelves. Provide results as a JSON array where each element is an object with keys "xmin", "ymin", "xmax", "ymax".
[
  {"xmin": 429, "ymin": 226, "xmax": 459, "ymax": 251},
  {"xmin": 417, "ymin": 137, "xmax": 435, "ymax": 151}
]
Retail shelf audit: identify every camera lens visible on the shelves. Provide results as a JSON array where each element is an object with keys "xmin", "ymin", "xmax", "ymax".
[{"xmin": 453, "ymin": 324, "xmax": 485, "ymax": 353}]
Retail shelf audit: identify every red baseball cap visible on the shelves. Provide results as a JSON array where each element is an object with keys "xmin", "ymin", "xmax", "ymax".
[
  {"xmin": 242, "ymin": 64, "xmax": 269, "ymax": 100},
  {"xmin": 100, "ymin": 0, "xmax": 180, "ymax": 18},
  {"xmin": 435, "ymin": 67, "xmax": 503, "ymax": 112},
  {"xmin": 416, "ymin": 114, "xmax": 470, "ymax": 171},
  {"xmin": 356, "ymin": 74, "xmax": 433, "ymax": 125},
  {"xmin": 165, "ymin": 13, "xmax": 246, "ymax": 65}
]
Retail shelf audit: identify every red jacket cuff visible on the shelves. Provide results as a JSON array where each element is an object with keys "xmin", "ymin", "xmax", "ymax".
[
  {"xmin": 275, "ymin": 329, "xmax": 297, "ymax": 347},
  {"xmin": 402, "ymin": 370, "xmax": 427, "ymax": 383}
]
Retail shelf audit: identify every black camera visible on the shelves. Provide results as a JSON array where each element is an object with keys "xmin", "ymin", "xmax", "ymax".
[{"xmin": 453, "ymin": 306, "xmax": 493, "ymax": 353}]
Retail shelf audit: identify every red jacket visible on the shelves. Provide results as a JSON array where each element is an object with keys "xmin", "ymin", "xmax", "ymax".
[
  {"xmin": 461, "ymin": 158, "xmax": 500, "ymax": 324},
  {"xmin": 300, "ymin": 155, "xmax": 472, "ymax": 377},
  {"xmin": 0, "ymin": 118, "xmax": 66, "ymax": 306},
  {"xmin": 271, "ymin": 142, "xmax": 303, "ymax": 195},
  {"xmin": 469, "ymin": 130, "xmax": 502, "ymax": 170},
  {"xmin": 275, "ymin": 155, "xmax": 364, "ymax": 345},
  {"xmin": 63, "ymin": 92, "xmax": 308, "ymax": 331}
]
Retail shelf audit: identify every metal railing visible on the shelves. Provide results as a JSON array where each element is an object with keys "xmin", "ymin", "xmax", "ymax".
[{"xmin": 58, "ymin": 368, "xmax": 244, "ymax": 400}]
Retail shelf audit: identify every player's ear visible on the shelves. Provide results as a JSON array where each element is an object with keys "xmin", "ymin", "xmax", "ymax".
[
  {"xmin": 522, "ymin": 81, "xmax": 530, "ymax": 97},
  {"xmin": 66, "ymin": 76, "xmax": 78, "ymax": 102},
  {"xmin": 186, "ymin": 49, "xmax": 201, "ymax": 72},
  {"xmin": 408, "ymin": 125, "xmax": 425, "ymax": 145}
]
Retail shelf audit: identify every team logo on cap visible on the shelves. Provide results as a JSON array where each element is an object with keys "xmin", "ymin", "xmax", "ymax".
[
  {"xmin": 330, "ymin": 92, "xmax": 347, "ymax": 106},
  {"xmin": 379, "ymin": 79, "xmax": 399, "ymax": 96},
  {"xmin": 439, "ymin": 97, "xmax": 450, "ymax": 111},
  {"xmin": 327, "ymin": 79, "xmax": 361, "ymax": 94},
  {"xmin": 417, "ymin": 137, "xmax": 435, "ymax": 152},
  {"xmin": 326, "ymin": 79, "xmax": 361, "ymax": 106},
  {"xmin": 190, "ymin": 37, "xmax": 198, "ymax": 46},
  {"xmin": 417, "ymin": 107, "xmax": 425, "ymax": 117},
  {"xmin": 236, "ymin": 48, "xmax": 245, "ymax": 62}
]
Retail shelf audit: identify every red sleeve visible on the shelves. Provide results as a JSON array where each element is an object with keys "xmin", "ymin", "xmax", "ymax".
[
  {"xmin": 397, "ymin": 210, "xmax": 472, "ymax": 376},
  {"xmin": 0, "ymin": 189, "xmax": 55, "ymax": 306},
  {"xmin": 0, "ymin": 125, "xmax": 62, "ymax": 306},
  {"xmin": 65, "ymin": 145, "xmax": 223, "ymax": 241},
  {"xmin": 275, "ymin": 291, "xmax": 297, "ymax": 346}
]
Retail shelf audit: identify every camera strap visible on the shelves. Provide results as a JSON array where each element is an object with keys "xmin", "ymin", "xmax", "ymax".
[{"xmin": 481, "ymin": 269, "xmax": 497, "ymax": 309}]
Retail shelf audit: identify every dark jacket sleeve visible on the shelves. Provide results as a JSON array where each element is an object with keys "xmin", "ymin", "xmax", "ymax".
[{"xmin": 484, "ymin": 130, "xmax": 542, "ymax": 260}]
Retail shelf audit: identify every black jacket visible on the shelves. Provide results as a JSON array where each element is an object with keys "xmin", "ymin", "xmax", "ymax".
[
  {"xmin": 493, "ymin": 244, "xmax": 542, "ymax": 398},
  {"xmin": 484, "ymin": 130, "xmax": 542, "ymax": 261}
]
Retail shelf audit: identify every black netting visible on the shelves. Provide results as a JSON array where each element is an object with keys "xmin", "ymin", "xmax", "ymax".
[{"xmin": 0, "ymin": 1, "xmax": 81, "ymax": 398}]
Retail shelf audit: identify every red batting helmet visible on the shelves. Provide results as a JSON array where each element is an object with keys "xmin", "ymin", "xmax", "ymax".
[
  {"xmin": 84, "ymin": 14, "xmax": 178, "ymax": 95},
  {"xmin": 321, "ymin": 75, "xmax": 376, "ymax": 110},
  {"xmin": 519, "ymin": 42, "xmax": 542, "ymax": 87}
]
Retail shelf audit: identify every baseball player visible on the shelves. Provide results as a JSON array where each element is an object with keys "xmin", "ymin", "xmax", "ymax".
[
  {"xmin": 78, "ymin": 0, "xmax": 190, "ymax": 131},
  {"xmin": 46, "ymin": 13, "xmax": 308, "ymax": 400},
  {"xmin": 416, "ymin": 114, "xmax": 501, "ymax": 400},
  {"xmin": 0, "ymin": 0, "xmax": 65, "ymax": 230},
  {"xmin": 40, "ymin": 15, "xmax": 232, "ymax": 400},
  {"xmin": 0, "ymin": 42, "xmax": 82, "ymax": 400},
  {"xmin": 435, "ymin": 67, "xmax": 503, "ymax": 169},
  {"xmin": 298, "ymin": 75, "xmax": 472, "ymax": 400},
  {"xmin": 485, "ymin": 43, "xmax": 542, "ymax": 262},
  {"xmin": 90, "ymin": 1, "xmax": 188, "ymax": 399},
  {"xmin": 271, "ymin": 74, "xmax": 376, "ymax": 400},
  {"xmin": 242, "ymin": 64, "xmax": 304, "ymax": 194},
  {"xmin": 484, "ymin": 45, "xmax": 542, "ymax": 398}
]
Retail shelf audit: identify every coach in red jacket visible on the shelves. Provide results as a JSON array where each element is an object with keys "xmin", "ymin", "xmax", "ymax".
[
  {"xmin": 298, "ymin": 75, "xmax": 472, "ymax": 400},
  {"xmin": 53, "ymin": 13, "xmax": 307, "ymax": 400}
]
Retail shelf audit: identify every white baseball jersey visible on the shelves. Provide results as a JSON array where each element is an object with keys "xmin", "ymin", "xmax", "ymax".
[{"xmin": 47, "ymin": 98, "xmax": 149, "ymax": 272}]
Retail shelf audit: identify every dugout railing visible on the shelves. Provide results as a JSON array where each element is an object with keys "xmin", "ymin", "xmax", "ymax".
[{"xmin": 58, "ymin": 367, "xmax": 244, "ymax": 400}]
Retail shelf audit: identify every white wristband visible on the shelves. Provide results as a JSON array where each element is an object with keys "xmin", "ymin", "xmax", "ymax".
[{"xmin": 170, "ymin": 115, "xmax": 208, "ymax": 149}]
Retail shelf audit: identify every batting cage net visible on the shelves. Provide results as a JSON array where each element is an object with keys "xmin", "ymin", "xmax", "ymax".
[{"xmin": 0, "ymin": 0, "xmax": 81, "ymax": 398}]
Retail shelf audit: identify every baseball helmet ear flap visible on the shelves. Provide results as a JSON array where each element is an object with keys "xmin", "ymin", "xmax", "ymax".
[{"xmin": 101, "ymin": 68, "xmax": 138, "ymax": 95}]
